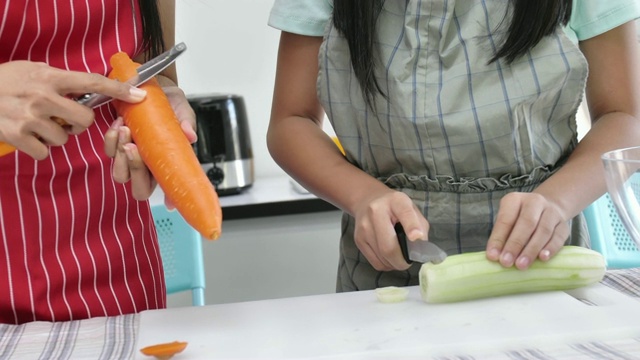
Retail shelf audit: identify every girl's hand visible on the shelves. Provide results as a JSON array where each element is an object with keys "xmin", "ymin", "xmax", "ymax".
[
  {"xmin": 0, "ymin": 61, "xmax": 146, "ymax": 160},
  {"xmin": 353, "ymin": 190, "xmax": 430, "ymax": 271},
  {"xmin": 486, "ymin": 192, "xmax": 570, "ymax": 270},
  {"xmin": 104, "ymin": 84, "xmax": 196, "ymax": 207}
]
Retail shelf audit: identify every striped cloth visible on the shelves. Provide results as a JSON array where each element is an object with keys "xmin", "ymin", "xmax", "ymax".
[
  {"xmin": 0, "ymin": 314, "xmax": 138, "ymax": 360},
  {"xmin": 0, "ymin": 269, "xmax": 638, "ymax": 359},
  {"xmin": 601, "ymin": 268, "xmax": 640, "ymax": 299},
  {"xmin": 435, "ymin": 268, "xmax": 640, "ymax": 360}
]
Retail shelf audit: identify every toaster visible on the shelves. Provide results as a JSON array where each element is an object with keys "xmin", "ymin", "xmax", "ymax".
[{"xmin": 188, "ymin": 93, "xmax": 254, "ymax": 196}]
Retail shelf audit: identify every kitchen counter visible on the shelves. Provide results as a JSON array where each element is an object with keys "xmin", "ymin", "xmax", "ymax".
[
  {"xmin": 150, "ymin": 175, "xmax": 337, "ymax": 220},
  {"xmin": 137, "ymin": 276, "xmax": 640, "ymax": 359},
  {"xmin": 4, "ymin": 268, "xmax": 640, "ymax": 359}
]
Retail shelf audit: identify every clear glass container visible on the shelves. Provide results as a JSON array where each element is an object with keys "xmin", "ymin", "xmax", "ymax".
[{"xmin": 602, "ymin": 146, "xmax": 640, "ymax": 248}]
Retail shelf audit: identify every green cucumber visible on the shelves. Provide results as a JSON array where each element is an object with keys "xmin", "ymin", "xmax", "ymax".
[{"xmin": 419, "ymin": 245, "xmax": 606, "ymax": 303}]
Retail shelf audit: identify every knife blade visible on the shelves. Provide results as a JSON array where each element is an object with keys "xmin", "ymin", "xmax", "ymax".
[
  {"xmin": 76, "ymin": 42, "xmax": 187, "ymax": 108},
  {"xmin": 395, "ymin": 223, "xmax": 447, "ymax": 264}
]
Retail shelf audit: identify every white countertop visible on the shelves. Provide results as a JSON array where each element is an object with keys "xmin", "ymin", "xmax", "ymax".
[{"xmin": 134, "ymin": 282, "xmax": 640, "ymax": 359}]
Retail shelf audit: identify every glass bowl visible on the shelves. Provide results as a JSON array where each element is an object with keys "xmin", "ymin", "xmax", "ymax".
[{"xmin": 602, "ymin": 146, "xmax": 640, "ymax": 249}]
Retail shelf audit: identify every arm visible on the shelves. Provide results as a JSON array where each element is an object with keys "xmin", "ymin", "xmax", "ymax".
[
  {"xmin": 268, "ymin": 32, "xmax": 429, "ymax": 271},
  {"xmin": 486, "ymin": 20, "xmax": 640, "ymax": 269}
]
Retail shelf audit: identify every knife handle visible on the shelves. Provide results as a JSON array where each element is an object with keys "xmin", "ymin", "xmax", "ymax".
[{"xmin": 394, "ymin": 223, "xmax": 412, "ymax": 264}]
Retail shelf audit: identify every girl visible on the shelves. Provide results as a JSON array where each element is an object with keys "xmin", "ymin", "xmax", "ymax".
[{"xmin": 267, "ymin": 0, "xmax": 640, "ymax": 291}]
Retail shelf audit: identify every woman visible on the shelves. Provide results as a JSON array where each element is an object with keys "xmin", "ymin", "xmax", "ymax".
[
  {"xmin": 0, "ymin": 0, "xmax": 196, "ymax": 324},
  {"xmin": 267, "ymin": 0, "xmax": 640, "ymax": 291}
]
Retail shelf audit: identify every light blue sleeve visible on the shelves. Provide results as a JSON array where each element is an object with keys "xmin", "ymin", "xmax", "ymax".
[
  {"xmin": 566, "ymin": 0, "xmax": 640, "ymax": 42},
  {"xmin": 268, "ymin": 0, "xmax": 333, "ymax": 36}
]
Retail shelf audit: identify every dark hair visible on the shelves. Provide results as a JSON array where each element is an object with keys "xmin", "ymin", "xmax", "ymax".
[
  {"xmin": 138, "ymin": 0, "xmax": 165, "ymax": 58},
  {"xmin": 332, "ymin": 0, "xmax": 386, "ymax": 109},
  {"xmin": 333, "ymin": 0, "xmax": 573, "ymax": 109}
]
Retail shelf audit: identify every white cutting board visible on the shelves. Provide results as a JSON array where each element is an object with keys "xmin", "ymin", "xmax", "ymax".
[{"xmin": 135, "ymin": 284, "xmax": 640, "ymax": 359}]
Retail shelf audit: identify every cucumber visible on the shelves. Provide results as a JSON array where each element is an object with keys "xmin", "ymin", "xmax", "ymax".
[
  {"xmin": 375, "ymin": 286, "xmax": 410, "ymax": 303},
  {"xmin": 419, "ymin": 245, "xmax": 606, "ymax": 303}
]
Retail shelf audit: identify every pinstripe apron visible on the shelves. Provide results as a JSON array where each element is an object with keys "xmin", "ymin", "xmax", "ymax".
[{"xmin": 317, "ymin": 0, "xmax": 590, "ymax": 291}]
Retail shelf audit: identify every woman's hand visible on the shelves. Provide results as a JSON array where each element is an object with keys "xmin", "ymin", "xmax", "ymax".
[
  {"xmin": 104, "ymin": 83, "xmax": 196, "ymax": 207},
  {"xmin": 353, "ymin": 190, "xmax": 430, "ymax": 271},
  {"xmin": 0, "ymin": 61, "xmax": 147, "ymax": 160},
  {"xmin": 486, "ymin": 192, "xmax": 570, "ymax": 270}
]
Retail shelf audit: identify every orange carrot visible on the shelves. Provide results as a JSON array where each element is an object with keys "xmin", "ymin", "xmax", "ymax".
[
  {"xmin": 108, "ymin": 52, "xmax": 222, "ymax": 240},
  {"xmin": 140, "ymin": 341, "xmax": 188, "ymax": 359},
  {"xmin": 0, "ymin": 143, "xmax": 15, "ymax": 156}
]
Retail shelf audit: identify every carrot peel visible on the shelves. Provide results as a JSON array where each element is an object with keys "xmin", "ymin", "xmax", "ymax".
[
  {"xmin": 108, "ymin": 52, "xmax": 222, "ymax": 240},
  {"xmin": 140, "ymin": 341, "xmax": 188, "ymax": 359}
]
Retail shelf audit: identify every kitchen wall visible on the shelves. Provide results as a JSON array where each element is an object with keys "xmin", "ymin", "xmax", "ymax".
[{"xmin": 175, "ymin": 0, "xmax": 296, "ymax": 179}]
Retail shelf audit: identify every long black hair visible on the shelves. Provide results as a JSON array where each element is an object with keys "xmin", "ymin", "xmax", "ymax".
[
  {"xmin": 333, "ymin": 0, "xmax": 573, "ymax": 109},
  {"xmin": 138, "ymin": 0, "xmax": 165, "ymax": 58}
]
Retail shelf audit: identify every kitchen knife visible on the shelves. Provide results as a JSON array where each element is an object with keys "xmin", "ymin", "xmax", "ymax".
[
  {"xmin": 395, "ymin": 223, "xmax": 447, "ymax": 264},
  {"xmin": 76, "ymin": 41, "xmax": 187, "ymax": 108}
]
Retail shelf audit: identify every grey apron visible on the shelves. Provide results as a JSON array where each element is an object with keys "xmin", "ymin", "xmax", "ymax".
[{"xmin": 317, "ymin": 0, "xmax": 590, "ymax": 292}]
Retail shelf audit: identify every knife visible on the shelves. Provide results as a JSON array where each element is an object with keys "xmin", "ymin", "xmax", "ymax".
[
  {"xmin": 0, "ymin": 42, "xmax": 187, "ymax": 157},
  {"xmin": 75, "ymin": 41, "xmax": 187, "ymax": 108},
  {"xmin": 395, "ymin": 223, "xmax": 447, "ymax": 264}
]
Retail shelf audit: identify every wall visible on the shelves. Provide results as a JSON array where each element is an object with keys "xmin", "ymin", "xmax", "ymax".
[{"xmin": 175, "ymin": 0, "xmax": 284, "ymax": 179}]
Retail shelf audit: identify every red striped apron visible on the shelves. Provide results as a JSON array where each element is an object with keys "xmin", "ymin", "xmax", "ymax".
[{"xmin": 0, "ymin": 0, "xmax": 166, "ymax": 324}]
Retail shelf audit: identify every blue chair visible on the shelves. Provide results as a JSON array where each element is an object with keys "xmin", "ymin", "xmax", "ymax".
[
  {"xmin": 583, "ymin": 193, "xmax": 640, "ymax": 269},
  {"xmin": 151, "ymin": 204, "xmax": 206, "ymax": 306}
]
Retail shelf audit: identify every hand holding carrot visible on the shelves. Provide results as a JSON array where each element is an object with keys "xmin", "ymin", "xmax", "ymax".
[
  {"xmin": 107, "ymin": 52, "xmax": 222, "ymax": 240},
  {"xmin": 0, "ymin": 60, "xmax": 147, "ymax": 160},
  {"xmin": 105, "ymin": 80, "xmax": 197, "ymax": 209}
]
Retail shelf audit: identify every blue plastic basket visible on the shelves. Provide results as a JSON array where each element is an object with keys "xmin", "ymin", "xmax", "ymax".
[
  {"xmin": 151, "ymin": 205, "xmax": 206, "ymax": 306},
  {"xmin": 583, "ymin": 193, "xmax": 640, "ymax": 269}
]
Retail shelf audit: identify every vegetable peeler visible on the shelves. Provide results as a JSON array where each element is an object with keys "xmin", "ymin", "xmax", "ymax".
[
  {"xmin": 395, "ymin": 223, "xmax": 447, "ymax": 264},
  {"xmin": 75, "ymin": 42, "xmax": 187, "ymax": 108},
  {"xmin": 0, "ymin": 42, "xmax": 187, "ymax": 157}
]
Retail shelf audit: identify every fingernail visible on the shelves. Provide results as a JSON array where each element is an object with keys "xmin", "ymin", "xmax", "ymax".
[
  {"xmin": 111, "ymin": 117, "xmax": 122, "ymax": 129},
  {"xmin": 123, "ymin": 144, "xmax": 135, "ymax": 161},
  {"xmin": 540, "ymin": 249, "xmax": 551, "ymax": 261},
  {"xmin": 501, "ymin": 252, "xmax": 514, "ymax": 266},
  {"xmin": 118, "ymin": 129, "xmax": 127, "ymax": 143},
  {"xmin": 408, "ymin": 229, "xmax": 425, "ymax": 241},
  {"xmin": 129, "ymin": 87, "xmax": 147, "ymax": 101},
  {"xmin": 487, "ymin": 248, "xmax": 500, "ymax": 260},
  {"xmin": 516, "ymin": 256, "xmax": 530, "ymax": 269}
]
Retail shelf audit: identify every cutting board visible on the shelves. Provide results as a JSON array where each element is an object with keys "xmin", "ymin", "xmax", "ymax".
[{"xmin": 135, "ymin": 284, "xmax": 640, "ymax": 359}]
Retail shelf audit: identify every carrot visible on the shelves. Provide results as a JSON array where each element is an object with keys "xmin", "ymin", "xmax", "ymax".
[
  {"xmin": 108, "ymin": 52, "xmax": 222, "ymax": 240},
  {"xmin": 331, "ymin": 136, "xmax": 345, "ymax": 156},
  {"xmin": 140, "ymin": 341, "xmax": 188, "ymax": 359},
  {"xmin": 0, "ymin": 143, "xmax": 15, "ymax": 156}
]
